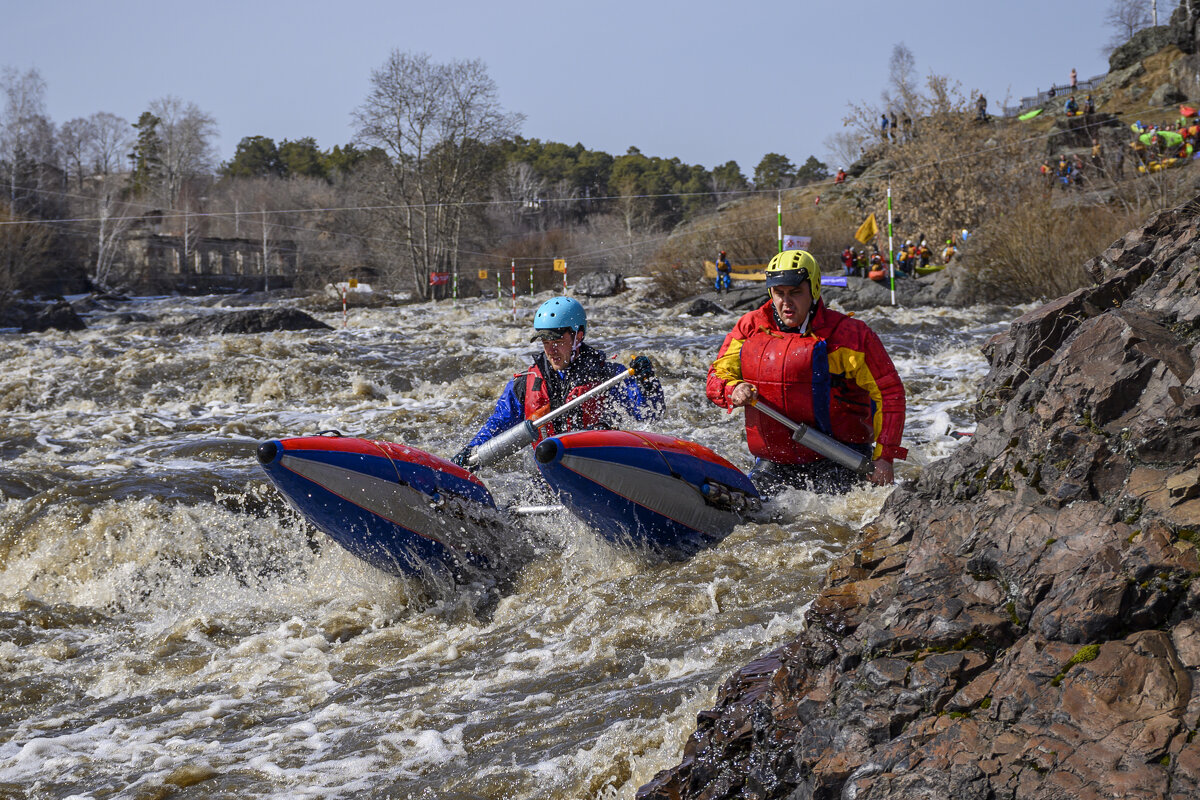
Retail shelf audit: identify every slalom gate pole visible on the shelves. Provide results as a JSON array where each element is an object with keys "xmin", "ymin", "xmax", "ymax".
[
  {"xmin": 886, "ymin": 183, "xmax": 896, "ymax": 306},
  {"xmin": 777, "ymin": 191, "xmax": 783, "ymax": 253},
  {"xmin": 511, "ymin": 259, "xmax": 516, "ymax": 320},
  {"xmin": 496, "ymin": 270, "xmax": 502, "ymax": 306},
  {"xmin": 341, "ymin": 284, "xmax": 347, "ymax": 328},
  {"xmin": 529, "ymin": 265, "xmax": 534, "ymax": 296}
]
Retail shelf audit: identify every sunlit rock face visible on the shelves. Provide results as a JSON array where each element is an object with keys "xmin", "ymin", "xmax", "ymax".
[{"xmin": 640, "ymin": 198, "xmax": 1200, "ymax": 800}]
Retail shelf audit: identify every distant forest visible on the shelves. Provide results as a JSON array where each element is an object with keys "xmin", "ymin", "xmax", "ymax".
[{"xmin": 0, "ymin": 54, "xmax": 830, "ymax": 299}]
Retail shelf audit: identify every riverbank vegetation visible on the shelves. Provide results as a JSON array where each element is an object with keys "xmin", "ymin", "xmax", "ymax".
[{"xmin": 2, "ymin": 6, "xmax": 1198, "ymax": 306}]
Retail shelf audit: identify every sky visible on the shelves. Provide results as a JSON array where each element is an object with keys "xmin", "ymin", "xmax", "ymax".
[{"xmin": 4, "ymin": 0, "xmax": 1117, "ymax": 175}]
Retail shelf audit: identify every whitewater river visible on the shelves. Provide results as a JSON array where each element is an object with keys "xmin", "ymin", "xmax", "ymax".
[{"xmin": 0, "ymin": 284, "xmax": 1009, "ymax": 799}]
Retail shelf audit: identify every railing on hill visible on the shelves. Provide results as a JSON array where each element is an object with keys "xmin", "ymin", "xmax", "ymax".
[{"xmin": 1001, "ymin": 74, "xmax": 1108, "ymax": 116}]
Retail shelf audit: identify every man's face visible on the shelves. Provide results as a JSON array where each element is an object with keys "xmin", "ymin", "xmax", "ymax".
[
  {"xmin": 541, "ymin": 329, "xmax": 580, "ymax": 371},
  {"xmin": 770, "ymin": 283, "xmax": 813, "ymax": 329}
]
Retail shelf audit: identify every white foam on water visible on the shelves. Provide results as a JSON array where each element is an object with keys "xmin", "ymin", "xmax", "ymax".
[{"xmin": 0, "ymin": 292, "xmax": 1006, "ymax": 798}]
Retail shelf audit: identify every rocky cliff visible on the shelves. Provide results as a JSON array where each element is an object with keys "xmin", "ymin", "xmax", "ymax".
[{"xmin": 638, "ymin": 197, "xmax": 1200, "ymax": 799}]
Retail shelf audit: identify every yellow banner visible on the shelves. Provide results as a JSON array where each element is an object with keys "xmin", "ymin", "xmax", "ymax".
[
  {"xmin": 477, "ymin": 269, "xmax": 488, "ymax": 280},
  {"xmin": 553, "ymin": 259, "xmax": 566, "ymax": 273},
  {"xmin": 854, "ymin": 213, "xmax": 878, "ymax": 244}
]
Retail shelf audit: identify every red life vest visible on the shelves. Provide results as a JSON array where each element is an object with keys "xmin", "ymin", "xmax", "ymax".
[
  {"xmin": 740, "ymin": 324, "xmax": 876, "ymax": 464},
  {"xmin": 739, "ymin": 329, "xmax": 832, "ymax": 463},
  {"xmin": 522, "ymin": 364, "xmax": 604, "ymax": 443}
]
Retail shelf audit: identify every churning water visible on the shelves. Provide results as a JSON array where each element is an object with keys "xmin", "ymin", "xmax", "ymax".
[{"xmin": 0, "ymin": 284, "xmax": 1010, "ymax": 799}]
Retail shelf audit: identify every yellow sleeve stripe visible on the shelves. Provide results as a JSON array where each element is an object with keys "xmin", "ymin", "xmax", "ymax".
[
  {"xmin": 711, "ymin": 336, "xmax": 746, "ymax": 388},
  {"xmin": 828, "ymin": 346, "xmax": 885, "ymax": 446}
]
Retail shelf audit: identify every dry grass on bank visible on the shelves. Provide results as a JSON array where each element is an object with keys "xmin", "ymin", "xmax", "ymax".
[
  {"xmin": 647, "ymin": 196, "xmax": 855, "ymax": 301},
  {"xmin": 965, "ymin": 164, "xmax": 1200, "ymax": 302},
  {"xmin": 965, "ymin": 193, "xmax": 1140, "ymax": 303}
]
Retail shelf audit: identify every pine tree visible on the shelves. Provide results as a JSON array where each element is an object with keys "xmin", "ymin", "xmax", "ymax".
[{"xmin": 128, "ymin": 112, "xmax": 162, "ymax": 197}]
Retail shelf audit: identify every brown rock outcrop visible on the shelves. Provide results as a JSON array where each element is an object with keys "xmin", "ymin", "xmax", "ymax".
[{"xmin": 639, "ymin": 198, "xmax": 1200, "ymax": 799}]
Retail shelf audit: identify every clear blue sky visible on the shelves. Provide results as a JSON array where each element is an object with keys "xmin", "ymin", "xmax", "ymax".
[{"xmin": 5, "ymin": 0, "xmax": 1115, "ymax": 174}]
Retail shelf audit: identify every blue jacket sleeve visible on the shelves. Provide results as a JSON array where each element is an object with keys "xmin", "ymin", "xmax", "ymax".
[
  {"xmin": 466, "ymin": 378, "xmax": 525, "ymax": 448},
  {"xmin": 606, "ymin": 362, "xmax": 665, "ymax": 423}
]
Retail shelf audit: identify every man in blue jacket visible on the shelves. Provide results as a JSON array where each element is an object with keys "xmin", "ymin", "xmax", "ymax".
[{"xmin": 452, "ymin": 296, "xmax": 665, "ymax": 467}]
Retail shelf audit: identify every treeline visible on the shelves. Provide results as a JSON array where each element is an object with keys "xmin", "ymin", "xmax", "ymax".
[{"xmin": 0, "ymin": 56, "xmax": 830, "ymax": 300}]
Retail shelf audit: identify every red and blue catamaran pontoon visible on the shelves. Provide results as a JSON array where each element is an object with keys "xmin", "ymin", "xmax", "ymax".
[{"xmin": 257, "ymin": 429, "xmax": 760, "ymax": 581}]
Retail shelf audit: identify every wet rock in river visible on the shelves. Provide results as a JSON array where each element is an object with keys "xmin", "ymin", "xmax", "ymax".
[
  {"xmin": 162, "ymin": 308, "xmax": 333, "ymax": 336},
  {"xmin": 19, "ymin": 300, "xmax": 87, "ymax": 333},
  {"xmin": 573, "ymin": 270, "xmax": 626, "ymax": 297},
  {"xmin": 639, "ymin": 197, "xmax": 1200, "ymax": 799}
]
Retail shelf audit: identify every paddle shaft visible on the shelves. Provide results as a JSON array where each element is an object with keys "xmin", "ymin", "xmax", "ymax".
[
  {"xmin": 470, "ymin": 365, "xmax": 636, "ymax": 468},
  {"xmin": 748, "ymin": 396, "xmax": 874, "ymax": 475}
]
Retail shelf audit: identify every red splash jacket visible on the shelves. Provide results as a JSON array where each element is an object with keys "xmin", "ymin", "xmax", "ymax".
[{"xmin": 706, "ymin": 299, "xmax": 907, "ymax": 464}]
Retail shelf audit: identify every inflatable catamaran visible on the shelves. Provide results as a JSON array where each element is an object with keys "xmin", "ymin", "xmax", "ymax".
[
  {"xmin": 257, "ymin": 429, "xmax": 760, "ymax": 579},
  {"xmin": 255, "ymin": 357, "xmax": 873, "ymax": 581}
]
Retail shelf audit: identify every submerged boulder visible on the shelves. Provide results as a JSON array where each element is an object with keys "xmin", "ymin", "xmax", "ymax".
[
  {"xmin": 640, "ymin": 196, "xmax": 1200, "ymax": 799},
  {"xmin": 574, "ymin": 271, "xmax": 626, "ymax": 297},
  {"xmin": 19, "ymin": 301, "xmax": 87, "ymax": 333},
  {"xmin": 162, "ymin": 308, "xmax": 332, "ymax": 336}
]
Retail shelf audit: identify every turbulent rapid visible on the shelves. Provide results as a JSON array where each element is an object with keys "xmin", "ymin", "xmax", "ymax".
[{"xmin": 0, "ymin": 284, "xmax": 1009, "ymax": 799}]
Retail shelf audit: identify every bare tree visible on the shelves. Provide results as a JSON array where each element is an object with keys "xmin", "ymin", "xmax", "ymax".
[
  {"xmin": 59, "ymin": 117, "xmax": 92, "ymax": 190},
  {"xmin": 0, "ymin": 67, "xmax": 50, "ymax": 208},
  {"xmin": 354, "ymin": 51, "xmax": 523, "ymax": 298},
  {"xmin": 823, "ymin": 131, "xmax": 868, "ymax": 171},
  {"xmin": 0, "ymin": 202, "xmax": 55, "ymax": 295},
  {"xmin": 92, "ymin": 182, "xmax": 134, "ymax": 290},
  {"xmin": 500, "ymin": 161, "xmax": 547, "ymax": 225},
  {"xmin": 147, "ymin": 96, "xmax": 217, "ymax": 207},
  {"xmin": 60, "ymin": 112, "xmax": 135, "ymax": 289},
  {"xmin": 1105, "ymin": 0, "xmax": 1154, "ymax": 52},
  {"xmin": 888, "ymin": 43, "xmax": 922, "ymax": 118},
  {"xmin": 88, "ymin": 111, "xmax": 133, "ymax": 176}
]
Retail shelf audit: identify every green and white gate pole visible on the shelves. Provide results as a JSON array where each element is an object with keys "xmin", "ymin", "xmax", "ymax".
[{"xmin": 886, "ymin": 183, "xmax": 896, "ymax": 306}]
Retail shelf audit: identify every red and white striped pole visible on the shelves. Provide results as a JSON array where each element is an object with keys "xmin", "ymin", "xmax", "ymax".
[
  {"xmin": 341, "ymin": 284, "xmax": 347, "ymax": 328},
  {"xmin": 510, "ymin": 259, "xmax": 516, "ymax": 320}
]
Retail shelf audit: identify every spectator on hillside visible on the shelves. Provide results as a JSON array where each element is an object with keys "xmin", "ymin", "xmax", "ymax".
[
  {"xmin": 1048, "ymin": 86, "xmax": 1057, "ymax": 99},
  {"xmin": 890, "ymin": 112, "xmax": 898, "ymax": 141},
  {"xmin": 880, "ymin": 113, "xmax": 890, "ymax": 141},
  {"xmin": 1130, "ymin": 139, "xmax": 1149, "ymax": 171},
  {"xmin": 1064, "ymin": 95, "xmax": 1079, "ymax": 116},
  {"xmin": 842, "ymin": 246, "xmax": 856, "ymax": 276},
  {"xmin": 1084, "ymin": 94, "xmax": 1095, "ymax": 114},
  {"xmin": 1091, "ymin": 138, "xmax": 1104, "ymax": 173},
  {"xmin": 714, "ymin": 250, "xmax": 732, "ymax": 293},
  {"xmin": 1040, "ymin": 159, "xmax": 1053, "ymax": 187},
  {"xmin": 1072, "ymin": 154, "xmax": 1086, "ymax": 188},
  {"xmin": 1056, "ymin": 154, "xmax": 1072, "ymax": 188},
  {"xmin": 975, "ymin": 94, "xmax": 989, "ymax": 122},
  {"xmin": 1070, "ymin": 67, "xmax": 1077, "ymax": 91},
  {"xmin": 834, "ymin": 167, "xmax": 847, "ymax": 184},
  {"xmin": 942, "ymin": 239, "xmax": 957, "ymax": 265},
  {"xmin": 918, "ymin": 240, "xmax": 932, "ymax": 270},
  {"xmin": 902, "ymin": 115, "xmax": 914, "ymax": 141}
]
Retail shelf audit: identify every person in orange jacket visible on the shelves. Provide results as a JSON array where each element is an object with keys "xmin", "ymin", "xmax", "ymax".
[{"xmin": 706, "ymin": 250, "xmax": 906, "ymax": 495}]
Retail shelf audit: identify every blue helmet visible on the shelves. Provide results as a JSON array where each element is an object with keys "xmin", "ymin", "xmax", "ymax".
[{"xmin": 531, "ymin": 296, "xmax": 586, "ymax": 340}]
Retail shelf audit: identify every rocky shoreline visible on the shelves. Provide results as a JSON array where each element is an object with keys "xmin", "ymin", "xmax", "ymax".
[{"xmin": 638, "ymin": 199, "xmax": 1200, "ymax": 799}]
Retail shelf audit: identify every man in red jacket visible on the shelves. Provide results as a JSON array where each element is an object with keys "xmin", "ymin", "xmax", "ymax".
[{"xmin": 706, "ymin": 249, "xmax": 907, "ymax": 495}]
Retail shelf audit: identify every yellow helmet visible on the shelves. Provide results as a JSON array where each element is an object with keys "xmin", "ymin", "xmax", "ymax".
[{"xmin": 765, "ymin": 249, "xmax": 821, "ymax": 301}]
